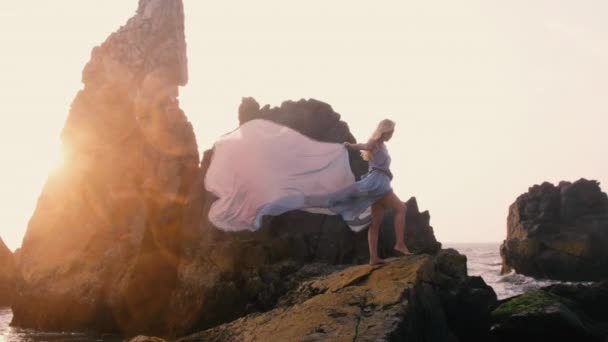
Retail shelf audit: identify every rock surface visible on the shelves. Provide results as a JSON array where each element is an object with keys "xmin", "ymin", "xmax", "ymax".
[
  {"xmin": 491, "ymin": 282, "xmax": 608, "ymax": 341},
  {"xmin": 500, "ymin": 179, "xmax": 608, "ymax": 281},
  {"xmin": 162, "ymin": 97, "xmax": 441, "ymax": 336},
  {"xmin": 12, "ymin": 1, "xmax": 441, "ymax": 339},
  {"xmin": 132, "ymin": 250, "xmax": 497, "ymax": 342},
  {"xmin": 12, "ymin": 0, "xmax": 199, "ymax": 335},
  {"xmin": 0, "ymin": 238, "xmax": 15, "ymax": 306},
  {"xmin": 222, "ymin": 97, "xmax": 442, "ymax": 256}
]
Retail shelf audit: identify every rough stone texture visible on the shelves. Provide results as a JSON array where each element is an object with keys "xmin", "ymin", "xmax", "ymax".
[
  {"xmin": 12, "ymin": 3, "xmax": 442, "ymax": 339},
  {"xmin": 130, "ymin": 336, "xmax": 168, "ymax": 342},
  {"xmin": 490, "ymin": 282, "xmax": 608, "ymax": 341},
  {"xmin": 229, "ymin": 97, "xmax": 441, "ymax": 255},
  {"xmin": 0, "ymin": 237, "xmax": 15, "ymax": 306},
  {"xmin": 163, "ymin": 98, "xmax": 441, "ymax": 336},
  {"xmin": 500, "ymin": 179, "xmax": 608, "ymax": 281},
  {"xmin": 12, "ymin": 0, "xmax": 199, "ymax": 336},
  {"xmin": 171, "ymin": 250, "xmax": 497, "ymax": 342},
  {"xmin": 165, "ymin": 196, "xmax": 440, "ymax": 336}
]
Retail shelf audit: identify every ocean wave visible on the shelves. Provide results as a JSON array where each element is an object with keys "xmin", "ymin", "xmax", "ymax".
[{"xmin": 448, "ymin": 242, "xmax": 596, "ymax": 300}]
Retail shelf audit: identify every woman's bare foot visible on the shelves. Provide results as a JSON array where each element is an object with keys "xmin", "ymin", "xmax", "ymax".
[
  {"xmin": 394, "ymin": 245, "xmax": 413, "ymax": 256},
  {"xmin": 369, "ymin": 257, "xmax": 387, "ymax": 265}
]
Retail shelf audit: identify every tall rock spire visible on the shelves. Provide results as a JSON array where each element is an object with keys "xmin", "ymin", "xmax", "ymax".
[{"xmin": 12, "ymin": 0, "xmax": 198, "ymax": 335}]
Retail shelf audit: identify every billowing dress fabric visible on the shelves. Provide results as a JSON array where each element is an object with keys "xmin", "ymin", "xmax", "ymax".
[{"xmin": 205, "ymin": 119, "xmax": 393, "ymax": 232}]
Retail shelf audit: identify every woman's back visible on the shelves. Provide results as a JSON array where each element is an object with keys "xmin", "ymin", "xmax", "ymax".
[{"xmin": 369, "ymin": 143, "xmax": 391, "ymax": 172}]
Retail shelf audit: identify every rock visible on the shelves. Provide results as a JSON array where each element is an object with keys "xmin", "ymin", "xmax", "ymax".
[
  {"xmin": 175, "ymin": 250, "xmax": 497, "ymax": 342},
  {"xmin": 500, "ymin": 179, "xmax": 608, "ymax": 281},
  {"xmin": 12, "ymin": 3, "xmax": 443, "ymax": 339},
  {"xmin": 129, "ymin": 336, "xmax": 168, "ymax": 342},
  {"xmin": 166, "ymin": 184, "xmax": 440, "ymax": 336},
  {"xmin": 206, "ymin": 97, "xmax": 442, "ymax": 256},
  {"xmin": 236, "ymin": 97, "xmax": 368, "ymax": 176},
  {"xmin": 12, "ymin": 0, "xmax": 199, "ymax": 336},
  {"xmin": 0, "ymin": 237, "xmax": 15, "ymax": 306},
  {"xmin": 163, "ymin": 98, "xmax": 441, "ymax": 336},
  {"xmin": 490, "ymin": 282, "xmax": 608, "ymax": 341}
]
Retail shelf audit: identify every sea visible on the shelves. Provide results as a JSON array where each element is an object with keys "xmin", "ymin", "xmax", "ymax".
[
  {"xmin": 444, "ymin": 242, "xmax": 588, "ymax": 299},
  {"xmin": 0, "ymin": 242, "xmax": 586, "ymax": 341}
]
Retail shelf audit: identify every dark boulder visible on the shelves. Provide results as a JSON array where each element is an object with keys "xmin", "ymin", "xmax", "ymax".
[
  {"xmin": 490, "ymin": 282, "xmax": 608, "ymax": 342},
  {"xmin": 500, "ymin": 179, "xmax": 608, "ymax": 281},
  {"xmin": 167, "ymin": 98, "xmax": 441, "ymax": 336},
  {"xmin": 168, "ymin": 250, "xmax": 497, "ymax": 342}
]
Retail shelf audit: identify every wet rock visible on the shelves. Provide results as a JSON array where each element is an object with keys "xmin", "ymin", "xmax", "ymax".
[
  {"xmin": 490, "ymin": 282, "xmax": 608, "ymax": 341},
  {"xmin": 175, "ymin": 250, "xmax": 497, "ymax": 342},
  {"xmin": 500, "ymin": 179, "xmax": 608, "ymax": 281}
]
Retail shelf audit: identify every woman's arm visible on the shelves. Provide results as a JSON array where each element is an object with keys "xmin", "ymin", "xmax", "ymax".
[{"xmin": 344, "ymin": 139, "xmax": 376, "ymax": 151}]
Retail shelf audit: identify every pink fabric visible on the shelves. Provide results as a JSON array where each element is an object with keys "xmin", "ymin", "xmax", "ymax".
[{"xmin": 205, "ymin": 119, "xmax": 356, "ymax": 231}]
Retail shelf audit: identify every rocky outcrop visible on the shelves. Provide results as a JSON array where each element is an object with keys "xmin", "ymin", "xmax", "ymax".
[
  {"xmin": 132, "ymin": 250, "xmax": 497, "ymax": 342},
  {"xmin": 160, "ymin": 97, "xmax": 441, "ymax": 336},
  {"xmin": 237, "ymin": 96, "xmax": 368, "ymax": 176},
  {"xmin": 165, "ymin": 195, "xmax": 439, "ymax": 336},
  {"xmin": 12, "ymin": 0, "xmax": 199, "ymax": 335},
  {"xmin": 12, "ymin": 2, "xmax": 442, "ymax": 339},
  {"xmin": 490, "ymin": 282, "xmax": 608, "ymax": 341},
  {"xmin": 500, "ymin": 179, "xmax": 608, "ymax": 281},
  {"xmin": 234, "ymin": 97, "xmax": 442, "ymax": 253},
  {"xmin": 0, "ymin": 237, "xmax": 15, "ymax": 306}
]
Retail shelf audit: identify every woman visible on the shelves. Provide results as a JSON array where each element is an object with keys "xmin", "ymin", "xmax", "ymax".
[
  {"xmin": 343, "ymin": 119, "xmax": 412, "ymax": 264},
  {"xmin": 206, "ymin": 117, "xmax": 412, "ymax": 265}
]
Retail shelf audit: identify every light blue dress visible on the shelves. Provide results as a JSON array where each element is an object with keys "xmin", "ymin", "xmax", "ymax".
[{"xmin": 254, "ymin": 143, "xmax": 393, "ymax": 230}]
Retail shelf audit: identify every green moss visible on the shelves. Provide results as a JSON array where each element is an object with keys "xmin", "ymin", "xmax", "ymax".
[{"xmin": 492, "ymin": 290, "xmax": 564, "ymax": 321}]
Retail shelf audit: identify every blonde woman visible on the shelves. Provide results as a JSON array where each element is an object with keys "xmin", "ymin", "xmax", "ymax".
[
  {"xmin": 236, "ymin": 118, "xmax": 412, "ymax": 265},
  {"xmin": 343, "ymin": 119, "xmax": 412, "ymax": 264}
]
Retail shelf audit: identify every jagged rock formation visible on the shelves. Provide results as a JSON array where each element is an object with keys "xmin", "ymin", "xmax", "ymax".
[
  {"xmin": 491, "ymin": 282, "xmax": 608, "ymax": 341},
  {"xmin": 0, "ymin": 237, "xmax": 15, "ymax": 306},
  {"xmin": 233, "ymin": 97, "xmax": 441, "ymax": 255},
  {"xmin": 12, "ymin": 0, "xmax": 199, "ymax": 335},
  {"xmin": 166, "ymin": 195, "xmax": 439, "ymax": 336},
  {"xmin": 165, "ymin": 97, "xmax": 441, "ymax": 336},
  {"xmin": 500, "ymin": 179, "xmax": 608, "ymax": 281},
  {"xmin": 134, "ymin": 250, "xmax": 497, "ymax": 342},
  {"xmin": 12, "ymin": 1, "xmax": 442, "ymax": 339}
]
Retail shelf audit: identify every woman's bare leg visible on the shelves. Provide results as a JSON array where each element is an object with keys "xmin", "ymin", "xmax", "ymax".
[
  {"xmin": 368, "ymin": 202, "xmax": 385, "ymax": 265},
  {"xmin": 380, "ymin": 192, "xmax": 412, "ymax": 255}
]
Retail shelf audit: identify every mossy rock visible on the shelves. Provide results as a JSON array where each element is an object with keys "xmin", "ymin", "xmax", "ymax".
[
  {"xmin": 492, "ymin": 290, "xmax": 573, "ymax": 321},
  {"xmin": 490, "ymin": 290, "xmax": 599, "ymax": 341}
]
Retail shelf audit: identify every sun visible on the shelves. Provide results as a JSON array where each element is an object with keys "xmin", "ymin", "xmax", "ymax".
[{"xmin": 48, "ymin": 145, "xmax": 67, "ymax": 175}]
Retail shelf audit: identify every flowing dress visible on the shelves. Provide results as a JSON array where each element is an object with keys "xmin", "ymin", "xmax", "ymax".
[{"xmin": 204, "ymin": 119, "xmax": 393, "ymax": 232}]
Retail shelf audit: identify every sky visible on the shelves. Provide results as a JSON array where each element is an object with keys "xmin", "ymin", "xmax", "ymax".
[{"xmin": 0, "ymin": 1, "xmax": 606, "ymax": 251}]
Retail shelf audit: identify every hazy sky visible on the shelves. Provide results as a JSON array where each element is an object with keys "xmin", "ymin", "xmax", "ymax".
[{"xmin": 0, "ymin": 1, "xmax": 606, "ymax": 251}]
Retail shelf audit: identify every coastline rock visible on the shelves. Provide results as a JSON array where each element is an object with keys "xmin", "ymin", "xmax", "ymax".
[
  {"xmin": 12, "ymin": 0, "xmax": 199, "ymax": 335},
  {"xmin": 500, "ymin": 179, "xmax": 608, "ymax": 281},
  {"xmin": 0, "ymin": 238, "xmax": 15, "ymax": 306},
  {"xmin": 162, "ymin": 98, "xmax": 441, "ymax": 336},
  {"xmin": 171, "ymin": 250, "xmax": 497, "ymax": 342},
  {"xmin": 490, "ymin": 282, "xmax": 608, "ymax": 341},
  {"xmin": 12, "ymin": 2, "xmax": 442, "ymax": 339},
  {"xmin": 226, "ymin": 97, "xmax": 442, "ymax": 255}
]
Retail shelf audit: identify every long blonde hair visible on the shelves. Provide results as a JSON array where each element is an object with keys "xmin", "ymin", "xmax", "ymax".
[{"xmin": 362, "ymin": 119, "xmax": 396, "ymax": 161}]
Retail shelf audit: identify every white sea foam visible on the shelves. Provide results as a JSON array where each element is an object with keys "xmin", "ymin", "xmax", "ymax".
[{"xmin": 447, "ymin": 242, "xmax": 592, "ymax": 299}]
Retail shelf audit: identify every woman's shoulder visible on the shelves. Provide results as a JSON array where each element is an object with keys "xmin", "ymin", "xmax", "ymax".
[{"xmin": 366, "ymin": 139, "xmax": 381, "ymax": 149}]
